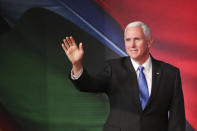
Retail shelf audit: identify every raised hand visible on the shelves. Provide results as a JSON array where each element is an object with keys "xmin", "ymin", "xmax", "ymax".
[{"xmin": 62, "ymin": 36, "xmax": 84, "ymax": 75}]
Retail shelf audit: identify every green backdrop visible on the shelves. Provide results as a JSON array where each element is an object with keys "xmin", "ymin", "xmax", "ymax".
[{"xmin": 0, "ymin": 8, "xmax": 119, "ymax": 131}]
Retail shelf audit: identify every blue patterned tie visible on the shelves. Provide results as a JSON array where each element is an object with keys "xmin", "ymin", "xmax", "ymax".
[{"xmin": 138, "ymin": 66, "xmax": 149, "ymax": 110}]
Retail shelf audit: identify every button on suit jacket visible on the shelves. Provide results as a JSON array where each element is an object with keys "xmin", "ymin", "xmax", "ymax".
[{"xmin": 69, "ymin": 56, "xmax": 185, "ymax": 131}]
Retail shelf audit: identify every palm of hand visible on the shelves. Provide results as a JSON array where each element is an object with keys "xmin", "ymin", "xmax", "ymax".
[{"xmin": 66, "ymin": 45, "xmax": 84, "ymax": 65}]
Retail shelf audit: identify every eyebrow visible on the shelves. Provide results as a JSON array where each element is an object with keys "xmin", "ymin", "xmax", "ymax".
[
  {"xmin": 125, "ymin": 38, "xmax": 131, "ymax": 41},
  {"xmin": 125, "ymin": 37, "xmax": 141, "ymax": 40}
]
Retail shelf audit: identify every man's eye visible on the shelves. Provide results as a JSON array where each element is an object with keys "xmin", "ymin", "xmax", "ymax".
[
  {"xmin": 135, "ymin": 38, "xmax": 140, "ymax": 40},
  {"xmin": 125, "ymin": 38, "xmax": 131, "ymax": 41}
]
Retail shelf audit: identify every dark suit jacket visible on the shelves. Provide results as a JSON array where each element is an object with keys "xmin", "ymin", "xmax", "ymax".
[{"xmin": 70, "ymin": 56, "xmax": 185, "ymax": 131}]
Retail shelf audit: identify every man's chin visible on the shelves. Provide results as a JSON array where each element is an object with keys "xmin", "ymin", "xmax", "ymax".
[{"xmin": 129, "ymin": 55, "xmax": 139, "ymax": 60}]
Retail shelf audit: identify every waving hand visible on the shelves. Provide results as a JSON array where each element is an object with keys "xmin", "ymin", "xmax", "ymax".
[{"xmin": 62, "ymin": 36, "xmax": 84, "ymax": 75}]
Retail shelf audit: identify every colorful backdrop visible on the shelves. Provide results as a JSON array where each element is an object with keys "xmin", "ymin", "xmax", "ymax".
[{"xmin": 0, "ymin": 0, "xmax": 196, "ymax": 130}]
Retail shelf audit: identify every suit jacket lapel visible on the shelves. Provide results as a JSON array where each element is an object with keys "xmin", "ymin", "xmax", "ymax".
[
  {"xmin": 124, "ymin": 57, "xmax": 143, "ymax": 113},
  {"xmin": 144, "ymin": 56, "xmax": 162, "ymax": 111}
]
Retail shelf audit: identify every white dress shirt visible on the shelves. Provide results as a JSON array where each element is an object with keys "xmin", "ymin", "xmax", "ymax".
[
  {"xmin": 71, "ymin": 67, "xmax": 83, "ymax": 80},
  {"xmin": 130, "ymin": 55, "xmax": 152, "ymax": 96}
]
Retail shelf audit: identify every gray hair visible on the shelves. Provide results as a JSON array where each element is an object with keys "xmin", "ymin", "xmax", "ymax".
[{"xmin": 124, "ymin": 21, "xmax": 152, "ymax": 40}]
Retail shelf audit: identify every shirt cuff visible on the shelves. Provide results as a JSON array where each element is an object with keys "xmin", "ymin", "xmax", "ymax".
[{"xmin": 71, "ymin": 67, "xmax": 83, "ymax": 80}]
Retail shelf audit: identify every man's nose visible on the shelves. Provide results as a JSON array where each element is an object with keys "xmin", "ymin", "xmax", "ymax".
[{"xmin": 130, "ymin": 40, "xmax": 136, "ymax": 48}]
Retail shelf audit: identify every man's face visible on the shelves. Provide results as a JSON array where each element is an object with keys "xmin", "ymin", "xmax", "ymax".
[{"xmin": 124, "ymin": 26, "xmax": 152, "ymax": 64}]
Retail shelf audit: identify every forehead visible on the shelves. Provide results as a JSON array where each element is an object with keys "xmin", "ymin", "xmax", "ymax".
[{"xmin": 124, "ymin": 26, "xmax": 145, "ymax": 38}]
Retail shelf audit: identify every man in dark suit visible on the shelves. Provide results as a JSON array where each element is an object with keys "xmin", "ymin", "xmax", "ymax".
[{"xmin": 61, "ymin": 21, "xmax": 185, "ymax": 131}]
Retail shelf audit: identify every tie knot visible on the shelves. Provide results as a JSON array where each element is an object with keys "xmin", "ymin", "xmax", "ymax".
[{"xmin": 138, "ymin": 66, "xmax": 144, "ymax": 72}]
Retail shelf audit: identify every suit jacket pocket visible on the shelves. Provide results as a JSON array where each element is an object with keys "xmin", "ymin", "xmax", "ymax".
[{"xmin": 103, "ymin": 124, "xmax": 121, "ymax": 131}]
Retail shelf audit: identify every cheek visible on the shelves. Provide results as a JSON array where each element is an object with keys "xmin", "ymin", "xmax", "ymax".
[
  {"xmin": 125, "ymin": 43, "xmax": 130, "ymax": 48},
  {"xmin": 137, "ymin": 42, "xmax": 147, "ymax": 50}
]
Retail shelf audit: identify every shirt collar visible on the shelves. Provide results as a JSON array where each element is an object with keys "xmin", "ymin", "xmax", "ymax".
[{"xmin": 130, "ymin": 55, "xmax": 152, "ymax": 72}]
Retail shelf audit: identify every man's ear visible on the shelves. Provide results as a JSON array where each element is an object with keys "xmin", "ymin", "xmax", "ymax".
[{"xmin": 148, "ymin": 38, "xmax": 153, "ymax": 48}]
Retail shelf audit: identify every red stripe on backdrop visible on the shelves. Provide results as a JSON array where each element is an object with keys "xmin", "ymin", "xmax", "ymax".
[{"xmin": 95, "ymin": 0, "xmax": 197, "ymax": 130}]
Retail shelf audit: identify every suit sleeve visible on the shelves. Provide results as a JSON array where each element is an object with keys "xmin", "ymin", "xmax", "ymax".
[
  {"xmin": 168, "ymin": 69, "xmax": 186, "ymax": 131},
  {"xmin": 69, "ymin": 61, "xmax": 111, "ymax": 93}
]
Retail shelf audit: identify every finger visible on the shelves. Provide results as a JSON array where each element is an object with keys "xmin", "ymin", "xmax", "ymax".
[
  {"xmin": 63, "ymin": 39, "xmax": 70, "ymax": 49},
  {"xmin": 70, "ymin": 36, "xmax": 77, "ymax": 47},
  {"xmin": 61, "ymin": 43, "xmax": 67, "ymax": 52},
  {"xmin": 79, "ymin": 42, "xmax": 84, "ymax": 52},
  {"xmin": 66, "ymin": 37, "xmax": 72, "ymax": 46}
]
